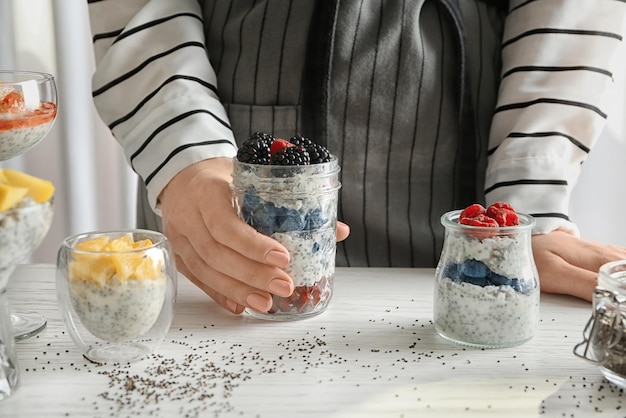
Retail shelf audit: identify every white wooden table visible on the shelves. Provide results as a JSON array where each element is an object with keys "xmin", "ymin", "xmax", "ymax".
[{"xmin": 2, "ymin": 264, "xmax": 623, "ymax": 418}]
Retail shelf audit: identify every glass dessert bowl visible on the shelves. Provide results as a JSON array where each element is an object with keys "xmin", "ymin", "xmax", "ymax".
[
  {"xmin": 0, "ymin": 193, "xmax": 54, "ymax": 339},
  {"xmin": 56, "ymin": 230, "xmax": 177, "ymax": 364},
  {"xmin": 0, "ymin": 70, "xmax": 57, "ymax": 161}
]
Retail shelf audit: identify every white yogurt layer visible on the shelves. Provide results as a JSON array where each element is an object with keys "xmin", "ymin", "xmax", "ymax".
[
  {"xmin": 0, "ymin": 120, "xmax": 54, "ymax": 160},
  {"xmin": 68, "ymin": 275, "xmax": 167, "ymax": 342},
  {"xmin": 273, "ymin": 228, "xmax": 336, "ymax": 287},
  {"xmin": 434, "ymin": 277, "xmax": 540, "ymax": 346},
  {"xmin": 444, "ymin": 234, "xmax": 530, "ymax": 278}
]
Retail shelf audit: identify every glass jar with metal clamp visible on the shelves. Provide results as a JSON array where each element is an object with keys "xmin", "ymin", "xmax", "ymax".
[{"xmin": 574, "ymin": 260, "xmax": 626, "ymax": 388}]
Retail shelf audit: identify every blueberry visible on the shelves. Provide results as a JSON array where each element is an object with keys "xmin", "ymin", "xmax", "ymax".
[
  {"xmin": 305, "ymin": 208, "xmax": 328, "ymax": 230},
  {"xmin": 511, "ymin": 277, "xmax": 537, "ymax": 295},
  {"xmin": 459, "ymin": 260, "xmax": 489, "ymax": 287},
  {"xmin": 488, "ymin": 272, "xmax": 512, "ymax": 287},
  {"xmin": 443, "ymin": 263, "xmax": 462, "ymax": 281},
  {"xmin": 510, "ymin": 278, "xmax": 522, "ymax": 293},
  {"xmin": 461, "ymin": 275, "xmax": 489, "ymax": 287},
  {"xmin": 460, "ymin": 259, "xmax": 489, "ymax": 279},
  {"xmin": 275, "ymin": 207, "xmax": 306, "ymax": 232}
]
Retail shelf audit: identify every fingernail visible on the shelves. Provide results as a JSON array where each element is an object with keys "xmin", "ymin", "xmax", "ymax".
[
  {"xmin": 246, "ymin": 293, "xmax": 271, "ymax": 312},
  {"xmin": 225, "ymin": 299, "xmax": 240, "ymax": 313},
  {"xmin": 266, "ymin": 250, "xmax": 290, "ymax": 267},
  {"xmin": 268, "ymin": 279, "xmax": 293, "ymax": 297}
]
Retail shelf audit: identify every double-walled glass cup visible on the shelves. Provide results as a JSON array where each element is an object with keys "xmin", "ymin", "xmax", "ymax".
[
  {"xmin": 434, "ymin": 210, "xmax": 540, "ymax": 348},
  {"xmin": 231, "ymin": 157, "xmax": 341, "ymax": 320},
  {"xmin": 56, "ymin": 230, "xmax": 177, "ymax": 363}
]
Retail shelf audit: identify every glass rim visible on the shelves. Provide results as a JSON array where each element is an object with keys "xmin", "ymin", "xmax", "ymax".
[
  {"xmin": 60, "ymin": 229, "xmax": 167, "ymax": 254},
  {"xmin": 599, "ymin": 259, "xmax": 626, "ymax": 277},
  {"xmin": 0, "ymin": 70, "xmax": 55, "ymax": 83},
  {"xmin": 440, "ymin": 209, "xmax": 535, "ymax": 232},
  {"xmin": 232, "ymin": 155, "xmax": 340, "ymax": 173}
]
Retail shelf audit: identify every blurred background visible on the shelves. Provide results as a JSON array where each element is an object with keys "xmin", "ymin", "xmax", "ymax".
[
  {"xmin": 0, "ymin": 0, "xmax": 625, "ymax": 267},
  {"xmin": 0, "ymin": 0, "xmax": 136, "ymax": 264}
]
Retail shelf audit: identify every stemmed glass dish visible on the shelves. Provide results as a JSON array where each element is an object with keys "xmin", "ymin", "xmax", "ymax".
[
  {"xmin": 0, "ymin": 70, "xmax": 57, "ymax": 160},
  {"xmin": 0, "ymin": 70, "xmax": 57, "ymax": 341},
  {"xmin": 0, "ymin": 195, "xmax": 54, "ymax": 339}
]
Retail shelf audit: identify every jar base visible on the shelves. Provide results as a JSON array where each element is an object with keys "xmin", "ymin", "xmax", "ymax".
[
  {"xmin": 84, "ymin": 342, "xmax": 153, "ymax": 364},
  {"xmin": 11, "ymin": 310, "xmax": 47, "ymax": 341},
  {"xmin": 599, "ymin": 366, "xmax": 626, "ymax": 389},
  {"xmin": 245, "ymin": 307, "xmax": 328, "ymax": 321},
  {"xmin": 435, "ymin": 326, "xmax": 534, "ymax": 349}
]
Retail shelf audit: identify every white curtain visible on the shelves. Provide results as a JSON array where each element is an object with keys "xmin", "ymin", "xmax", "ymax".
[
  {"xmin": 0, "ymin": 0, "xmax": 624, "ymax": 267},
  {"xmin": 1, "ymin": 0, "xmax": 137, "ymax": 264}
]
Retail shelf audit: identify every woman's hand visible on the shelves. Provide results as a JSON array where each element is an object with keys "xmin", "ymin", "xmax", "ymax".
[
  {"xmin": 532, "ymin": 230, "xmax": 626, "ymax": 301},
  {"xmin": 159, "ymin": 157, "xmax": 295, "ymax": 314}
]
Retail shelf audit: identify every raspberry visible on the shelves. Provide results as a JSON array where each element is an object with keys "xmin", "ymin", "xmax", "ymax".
[
  {"xmin": 460, "ymin": 203, "xmax": 485, "ymax": 220},
  {"xmin": 270, "ymin": 138, "xmax": 294, "ymax": 155},
  {"xmin": 487, "ymin": 202, "xmax": 515, "ymax": 212},
  {"xmin": 460, "ymin": 213, "xmax": 499, "ymax": 228},
  {"xmin": 486, "ymin": 202, "xmax": 519, "ymax": 226}
]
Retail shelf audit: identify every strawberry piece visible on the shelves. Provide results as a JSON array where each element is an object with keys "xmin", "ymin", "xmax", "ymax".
[
  {"xmin": 270, "ymin": 138, "xmax": 295, "ymax": 155},
  {"xmin": 0, "ymin": 91, "xmax": 24, "ymax": 112},
  {"xmin": 460, "ymin": 203, "xmax": 485, "ymax": 220}
]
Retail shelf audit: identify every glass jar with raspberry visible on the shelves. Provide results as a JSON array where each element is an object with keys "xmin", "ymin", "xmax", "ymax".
[{"xmin": 433, "ymin": 202, "xmax": 540, "ymax": 348}]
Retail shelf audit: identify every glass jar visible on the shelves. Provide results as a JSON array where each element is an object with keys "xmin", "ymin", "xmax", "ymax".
[
  {"xmin": 574, "ymin": 260, "xmax": 626, "ymax": 388},
  {"xmin": 433, "ymin": 210, "xmax": 540, "ymax": 348},
  {"xmin": 231, "ymin": 157, "xmax": 341, "ymax": 320}
]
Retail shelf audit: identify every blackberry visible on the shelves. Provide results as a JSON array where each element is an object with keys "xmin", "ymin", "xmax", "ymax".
[
  {"xmin": 307, "ymin": 143, "xmax": 332, "ymax": 164},
  {"xmin": 289, "ymin": 135, "xmax": 313, "ymax": 147},
  {"xmin": 289, "ymin": 134, "xmax": 331, "ymax": 164},
  {"xmin": 270, "ymin": 145, "xmax": 310, "ymax": 165},
  {"xmin": 249, "ymin": 132, "xmax": 275, "ymax": 144},
  {"xmin": 237, "ymin": 132, "xmax": 274, "ymax": 164}
]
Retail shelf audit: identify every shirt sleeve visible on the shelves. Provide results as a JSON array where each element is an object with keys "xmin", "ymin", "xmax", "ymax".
[
  {"xmin": 485, "ymin": 0, "xmax": 626, "ymax": 235},
  {"xmin": 88, "ymin": 0, "xmax": 237, "ymax": 213}
]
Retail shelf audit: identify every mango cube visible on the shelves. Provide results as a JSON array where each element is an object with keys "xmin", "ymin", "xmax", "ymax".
[
  {"xmin": 0, "ymin": 183, "xmax": 28, "ymax": 211},
  {"xmin": 0, "ymin": 169, "xmax": 55, "ymax": 203}
]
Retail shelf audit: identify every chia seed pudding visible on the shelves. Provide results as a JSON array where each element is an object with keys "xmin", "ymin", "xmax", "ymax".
[
  {"xmin": 68, "ymin": 273, "xmax": 167, "ymax": 342},
  {"xmin": 58, "ymin": 231, "xmax": 176, "ymax": 363},
  {"xmin": 433, "ymin": 208, "xmax": 540, "ymax": 348},
  {"xmin": 0, "ymin": 119, "xmax": 55, "ymax": 160},
  {"xmin": 66, "ymin": 236, "xmax": 169, "ymax": 342},
  {"xmin": 232, "ymin": 134, "xmax": 341, "ymax": 320},
  {"xmin": 0, "ymin": 197, "xmax": 53, "ymax": 289}
]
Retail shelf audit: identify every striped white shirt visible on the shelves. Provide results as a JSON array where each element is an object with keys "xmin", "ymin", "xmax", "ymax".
[{"xmin": 87, "ymin": 0, "xmax": 626, "ymax": 267}]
